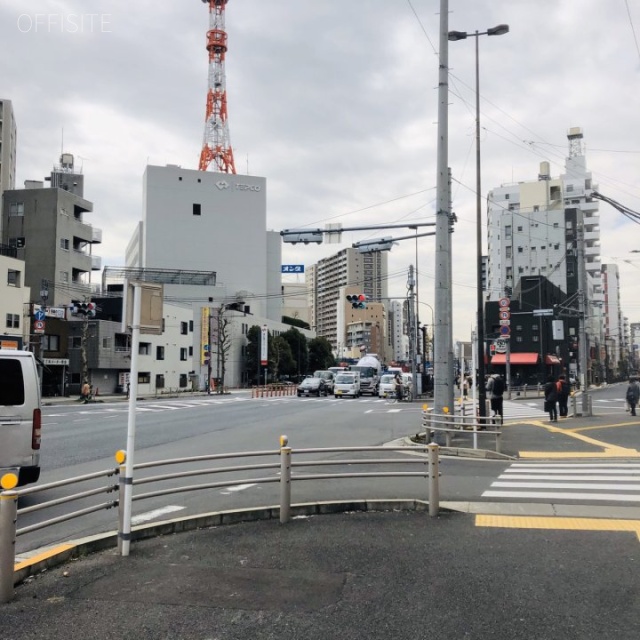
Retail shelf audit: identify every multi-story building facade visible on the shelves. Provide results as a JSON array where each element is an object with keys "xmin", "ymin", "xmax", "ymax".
[
  {"xmin": 1, "ymin": 154, "xmax": 102, "ymax": 307},
  {"xmin": 308, "ymin": 247, "xmax": 388, "ymax": 351},
  {"xmin": 602, "ymin": 263, "xmax": 623, "ymax": 380},
  {"xmin": 0, "ymin": 245, "xmax": 30, "ymax": 350},
  {"xmin": 486, "ymin": 128, "xmax": 607, "ymax": 383},
  {"xmin": 0, "ymin": 99, "xmax": 17, "ymax": 225}
]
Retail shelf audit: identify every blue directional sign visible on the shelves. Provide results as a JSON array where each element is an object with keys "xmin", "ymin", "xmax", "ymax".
[
  {"xmin": 281, "ymin": 265, "xmax": 304, "ymax": 273},
  {"xmin": 34, "ymin": 309, "xmax": 46, "ymax": 322}
]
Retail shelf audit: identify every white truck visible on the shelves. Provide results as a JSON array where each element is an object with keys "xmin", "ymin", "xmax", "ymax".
[{"xmin": 350, "ymin": 354, "xmax": 382, "ymax": 396}]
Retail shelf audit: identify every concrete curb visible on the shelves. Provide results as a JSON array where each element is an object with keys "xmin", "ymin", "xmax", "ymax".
[{"xmin": 13, "ymin": 499, "xmax": 443, "ymax": 588}]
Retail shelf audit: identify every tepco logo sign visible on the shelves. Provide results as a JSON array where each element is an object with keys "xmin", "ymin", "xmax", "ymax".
[{"xmin": 216, "ymin": 180, "xmax": 261, "ymax": 192}]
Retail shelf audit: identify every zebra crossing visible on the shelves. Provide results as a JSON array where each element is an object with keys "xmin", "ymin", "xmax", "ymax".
[
  {"xmin": 455, "ymin": 399, "xmax": 548, "ymax": 421},
  {"xmin": 482, "ymin": 462, "xmax": 640, "ymax": 503}
]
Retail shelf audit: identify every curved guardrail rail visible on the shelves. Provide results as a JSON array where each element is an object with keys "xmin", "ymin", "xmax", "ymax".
[{"xmin": 0, "ymin": 436, "xmax": 440, "ymax": 603}]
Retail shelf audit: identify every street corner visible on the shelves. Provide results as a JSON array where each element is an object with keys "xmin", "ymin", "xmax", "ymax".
[{"xmin": 505, "ymin": 414, "xmax": 640, "ymax": 459}]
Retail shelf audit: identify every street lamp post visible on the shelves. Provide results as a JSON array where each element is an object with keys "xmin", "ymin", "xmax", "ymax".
[{"xmin": 448, "ymin": 23, "xmax": 509, "ymax": 418}]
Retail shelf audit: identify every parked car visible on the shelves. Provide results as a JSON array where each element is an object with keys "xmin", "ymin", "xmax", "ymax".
[
  {"xmin": 297, "ymin": 376, "xmax": 328, "ymax": 397},
  {"xmin": 313, "ymin": 370, "xmax": 335, "ymax": 394},
  {"xmin": 334, "ymin": 372, "xmax": 361, "ymax": 398}
]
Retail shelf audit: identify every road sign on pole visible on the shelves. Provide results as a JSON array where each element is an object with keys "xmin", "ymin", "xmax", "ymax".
[{"xmin": 499, "ymin": 325, "xmax": 511, "ymax": 337}]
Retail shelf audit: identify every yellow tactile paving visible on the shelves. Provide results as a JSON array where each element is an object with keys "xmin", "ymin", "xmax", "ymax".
[
  {"xmin": 475, "ymin": 514, "xmax": 640, "ymax": 542},
  {"xmin": 518, "ymin": 420, "xmax": 640, "ymax": 459}
]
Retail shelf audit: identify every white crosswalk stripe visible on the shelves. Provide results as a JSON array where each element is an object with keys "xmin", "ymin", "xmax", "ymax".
[
  {"xmin": 454, "ymin": 399, "xmax": 548, "ymax": 421},
  {"xmin": 482, "ymin": 462, "xmax": 640, "ymax": 503}
]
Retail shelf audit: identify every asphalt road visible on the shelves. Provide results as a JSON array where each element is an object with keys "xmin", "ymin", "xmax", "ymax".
[{"xmin": 15, "ymin": 384, "xmax": 640, "ymax": 556}]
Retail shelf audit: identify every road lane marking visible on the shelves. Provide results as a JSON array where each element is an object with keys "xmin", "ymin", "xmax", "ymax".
[
  {"xmin": 14, "ymin": 544, "xmax": 76, "ymax": 571},
  {"xmin": 131, "ymin": 505, "xmax": 185, "ymax": 525},
  {"xmin": 493, "ymin": 482, "xmax": 640, "ymax": 490},
  {"xmin": 482, "ymin": 490, "xmax": 640, "ymax": 501},
  {"xmin": 220, "ymin": 483, "xmax": 257, "ymax": 495},
  {"xmin": 475, "ymin": 515, "xmax": 640, "ymax": 542}
]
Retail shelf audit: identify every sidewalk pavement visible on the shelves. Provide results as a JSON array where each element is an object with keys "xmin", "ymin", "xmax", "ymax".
[{"xmin": 5, "ymin": 504, "xmax": 640, "ymax": 639}]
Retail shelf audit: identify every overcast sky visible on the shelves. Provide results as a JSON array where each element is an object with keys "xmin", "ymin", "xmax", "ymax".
[{"xmin": 2, "ymin": 0, "xmax": 639, "ymax": 342}]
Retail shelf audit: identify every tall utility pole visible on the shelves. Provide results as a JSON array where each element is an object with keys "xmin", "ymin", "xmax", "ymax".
[
  {"xmin": 198, "ymin": 0, "xmax": 236, "ymax": 173},
  {"xmin": 408, "ymin": 266, "xmax": 418, "ymax": 400},
  {"xmin": 433, "ymin": 0, "xmax": 453, "ymax": 421},
  {"xmin": 576, "ymin": 212, "xmax": 591, "ymax": 415}
]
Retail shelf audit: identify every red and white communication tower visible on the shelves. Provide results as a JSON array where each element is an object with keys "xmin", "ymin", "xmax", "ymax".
[{"xmin": 198, "ymin": 0, "xmax": 236, "ymax": 173}]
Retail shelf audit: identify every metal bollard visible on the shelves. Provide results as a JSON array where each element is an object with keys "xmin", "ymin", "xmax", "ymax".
[
  {"xmin": 0, "ymin": 488, "xmax": 18, "ymax": 604},
  {"xmin": 427, "ymin": 443, "xmax": 439, "ymax": 517},
  {"xmin": 279, "ymin": 436, "xmax": 292, "ymax": 524}
]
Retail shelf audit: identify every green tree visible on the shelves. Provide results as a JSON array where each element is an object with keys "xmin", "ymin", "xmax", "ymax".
[
  {"xmin": 282, "ymin": 315, "xmax": 311, "ymax": 330},
  {"xmin": 308, "ymin": 337, "xmax": 335, "ymax": 372},
  {"xmin": 245, "ymin": 325, "xmax": 262, "ymax": 385},
  {"xmin": 270, "ymin": 335, "xmax": 295, "ymax": 380},
  {"xmin": 281, "ymin": 327, "xmax": 308, "ymax": 378}
]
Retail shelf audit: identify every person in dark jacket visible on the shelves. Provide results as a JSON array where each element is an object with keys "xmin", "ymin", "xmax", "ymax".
[
  {"xmin": 626, "ymin": 377, "xmax": 640, "ymax": 416},
  {"xmin": 544, "ymin": 375, "xmax": 558, "ymax": 422},
  {"xmin": 556, "ymin": 374, "xmax": 570, "ymax": 418}
]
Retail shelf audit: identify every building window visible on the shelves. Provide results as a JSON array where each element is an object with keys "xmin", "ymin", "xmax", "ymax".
[
  {"xmin": 505, "ymin": 246, "xmax": 512, "ymax": 258},
  {"xmin": 532, "ymin": 324, "xmax": 539, "ymax": 331},
  {"xmin": 180, "ymin": 347, "xmax": 188, "ymax": 361},
  {"xmin": 506, "ymin": 267, "xmax": 513, "ymax": 278},
  {"xmin": 102, "ymin": 337, "xmax": 112, "ymax": 350},
  {"xmin": 60, "ymin": 238, "xmax": 70, "ymax": 251},
  {"xmin": 517, "ymin": 226, "xmax": 523, "ymax": 232},
  {"xmin": 156, "ymin": 346, "xmax": 165, "ymax": 360},
  {"xmin": 7, "ymin": 269, "xmax": 20, "ymax": 287},
  {"xmin": 566, "ymin": 184, "xmax": 574, "ymax": 192},
  {"xmin": 179, "ymin": 374, "xmax": 188, "ymax": 388},
  {"xmin": 6, "ymin": 313, "xmax": 19, "ymax": 328},
  {"xmin": 70, "ymin": 336, "xmax": 82, "ymax": 349},
  {"xmin": 516, "ymin": 336, "xmax": 523, "ymax": 343},
  {"xmin": 156, "ymin": 374, "xmax": 165, "ymax": 389},
  {"xmin": 139, "ymin": 342, "xmax": 151, "ymax": 355},
  {"xmin": 518, "ymin": 266, "xmax": 524, "ymax": 273},
  {"xmin": 59, "ymin": 270, "xmax": 69, "ymax": 283},
  {"xmin": 505, "ymin": 194, "xmax": 510, "ymax": 200},
  {"xmin": 9, "ymin": 202, "xmax": 24, "ymax": 216},
  {"xmin": 138, "ymin": 372, "xmax": 151, "ymax": 384},
  {"xmin": 42, "ymin": 335, "xmax": 60, "ymax": 351},
  {"xmin": 531, "ymin": 246, "xmax": 536, "ymax": 252},
  {"xmin": 180, "ymin": 322, "xmax": 188, "ymax": 335},
  {"xmin": 193, "ymin": 203, "xmax": 201, "ymax": 216},
  {"xmin": 188, "ymin": 346, "xmax": 193, "ymax": 356},
  {"xmin": 189, "ymin": 320, "xmax": 194, "ymax": 332},
  {"xmin": 566, "ymin": 221, "xmax": 573, "ymax": 229},
  {"xmin": 518, "ymin": 247, "xmax": 523, "ymax": 253},
  {"xmin": 178, "ymin": 177, "xmax": 183, "ymax": 181},
  {"xmin": 532, "ymin": 335, "xmax": 539, "ymax": 342},
  {"xmin": 505, "ymin": 225, "xmax": 512, "ymax": 238}
]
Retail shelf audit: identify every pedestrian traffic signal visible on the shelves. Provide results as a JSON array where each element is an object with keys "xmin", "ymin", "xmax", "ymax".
[{"xmin": 346, "ymin": 294, "xmax": 367, "ymax": 309}]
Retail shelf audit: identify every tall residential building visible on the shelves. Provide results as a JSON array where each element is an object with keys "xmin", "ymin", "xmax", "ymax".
[
  {"xmin": 1, "ymin": 154, "xmax": 102, "ymax": 307},
  {"xmin": 487, "ymin": 128, "xmax": 602, "ymax": 305},
  {"xmin": 602, "ymin": 263, "xmax": 623, "ymax": 379},
  {"xmin": 486, "ymin": 128, "xmax": 607, "ymax": 382},
  {"xmin": 308, "ymin": 247, "xmax": 388, "ymax": 351},
  {"xmin": 0, "ymin": 99, "xmax": 17, "ymax": 227}
]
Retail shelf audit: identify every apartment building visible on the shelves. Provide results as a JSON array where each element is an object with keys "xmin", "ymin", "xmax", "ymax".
[{"xmin": 308, "ymin": 247, "xmax": 388, "ymax": 351}]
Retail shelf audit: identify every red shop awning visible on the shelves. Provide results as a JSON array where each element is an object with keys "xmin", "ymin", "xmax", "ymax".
[
  {"xmin": 545, "ymin": 355, "xmax": 561, "ymax": 365},
  {"xmin": 491, "ymin": 352, "xmax": 539, "ymax": 365}
]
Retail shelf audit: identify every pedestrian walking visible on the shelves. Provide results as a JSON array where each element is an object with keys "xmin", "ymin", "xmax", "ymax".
[
  {"xmin": 625, "ymin": 376, "xmax": 640, "ymax": 417},
  {"xmin": 544, "ymin": 375, "xmax": 558, "ymax": 422},
  {"xmin": 394, "ymin": 372, "xmax": 403, "ymax": 403},
  {"xmin": 81, "ymin": 381, "xmax": 91, "ymax": 404},
  {"xmin": 556, "ymin": 374, "xmax": 570, "ymax": 418},
  {"xmin": 486, "ymin": 374, "xmax": 505, "ymax": 426}
]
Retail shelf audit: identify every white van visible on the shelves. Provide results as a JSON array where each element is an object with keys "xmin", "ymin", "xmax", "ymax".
[
  {"xmin": 334, "ymin": 372, "xmax": 361, "ymax": 398},
  {"xmin": 0, "ymin": 351, "xmax": 42, "ymax": 486}
]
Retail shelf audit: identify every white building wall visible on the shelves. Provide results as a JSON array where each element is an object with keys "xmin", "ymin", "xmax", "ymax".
[
  {"xmin": 0, "ymin": 255, "xmax": 30, "ymax": 346},
  {"xmin": 134, "ymin": 302, "xmax": 194, "ymax": 395},
  {"xmin": 141, "ymin": 165, "xmax": 276, "ymax": 320},
  {"xmin": 0, "ymin": 99, "xmax": 17, "ymax": 226}
]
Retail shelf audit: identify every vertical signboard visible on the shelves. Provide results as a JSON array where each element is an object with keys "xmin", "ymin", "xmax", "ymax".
[
  {"xmin": 200, "ymin": 307, "xmax": 210, "ymax": 365},
  {"xmin": 260, "ymin": 325, "xmax": 268, "ymax": 366}
]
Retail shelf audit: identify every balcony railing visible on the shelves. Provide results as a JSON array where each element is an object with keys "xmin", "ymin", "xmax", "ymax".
[{"xmin": 91, "ymin": 255, "xmax": 102, "ymax": 270}]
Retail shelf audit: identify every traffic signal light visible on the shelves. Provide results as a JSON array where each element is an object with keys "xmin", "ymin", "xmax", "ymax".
[
  {"xmin": 70, "ymin": 300, "xmax": 97, "ymax": 317},
  {"xmin": 346, "ymin": 294, "xmax": 367, "ymax": 309}
]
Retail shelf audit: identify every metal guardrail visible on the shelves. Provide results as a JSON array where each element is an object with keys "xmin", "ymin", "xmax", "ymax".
[{"xmin": 0, "ymin": 437, "xmax": 440, "ymax": 603}]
